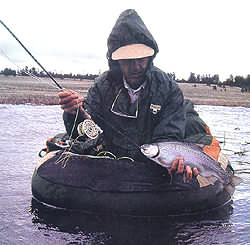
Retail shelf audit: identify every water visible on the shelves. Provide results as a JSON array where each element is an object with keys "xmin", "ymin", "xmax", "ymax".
[{"xmin": 0, "ymin": 104, "xmax": 249, "ymax": 245}]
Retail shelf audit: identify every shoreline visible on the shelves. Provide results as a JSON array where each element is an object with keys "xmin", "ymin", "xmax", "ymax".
[{"xmin": 1, "ymin": 75, "xmax": 250, "ymax": 108}]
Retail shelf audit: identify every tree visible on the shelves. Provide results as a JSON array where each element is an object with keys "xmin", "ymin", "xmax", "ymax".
[
  {"xmin": 224, "ymin": 75, "xmax": 234, "ymax": 86},
  {"xmin": 2, "ymin": 68, "xmax": 16, "ymax": 76},
  {"xmin": 234, "ymin": 76, "xmax": 245, "ymax": 87},
  {"xmin": 212, "ymin": 74, "xmax": 220, "ymax": 84},
  {"xmin": 188, "ymin": 72, "xmax": 197, "ymax": 83}
]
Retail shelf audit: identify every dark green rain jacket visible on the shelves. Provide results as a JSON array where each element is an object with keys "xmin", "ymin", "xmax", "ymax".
[{"xmin": 63, "ymin": 9, "xmax": 210, "ymax": 160}]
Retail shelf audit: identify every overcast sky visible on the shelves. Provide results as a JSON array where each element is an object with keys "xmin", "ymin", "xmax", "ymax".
[{"xmin": 0, "ymin": 0, "xmax": 249, "ymax": 81}]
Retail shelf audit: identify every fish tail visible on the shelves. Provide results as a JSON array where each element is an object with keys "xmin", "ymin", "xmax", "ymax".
[{"xmin": 231, "ymin": 176, "xmax": 243, "ymax": 186}]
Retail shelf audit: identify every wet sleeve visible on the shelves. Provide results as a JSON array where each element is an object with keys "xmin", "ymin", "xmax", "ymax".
[
  {"xmin": 83, "ymin": 82, "xmax": 104, "ymax": 127},
  {"xmin": 152, "ymin": 82, "xmax": 186, "ymax": 142}
]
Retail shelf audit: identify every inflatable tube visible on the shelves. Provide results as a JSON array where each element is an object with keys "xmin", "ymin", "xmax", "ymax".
[{"xmin": 31, "ymin": 150, "xmax": 234, "ymax": 217}]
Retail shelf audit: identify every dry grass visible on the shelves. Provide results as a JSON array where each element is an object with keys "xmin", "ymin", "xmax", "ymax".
[
  {"xmin": 0, "ymin": 75, "xmax": 250, "ymax": 107},
  {"xmin": 179, "ymin": 83, "xmax": 250, "ymax": 107},
  {"xmin": 0, "ymin": 75, "xmax": 91, "ymax": 105}
]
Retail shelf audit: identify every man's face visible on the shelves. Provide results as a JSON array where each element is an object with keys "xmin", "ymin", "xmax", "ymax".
[{"xmin": 118, "ymin": 57, "xmax": 150, "ymax": 89}]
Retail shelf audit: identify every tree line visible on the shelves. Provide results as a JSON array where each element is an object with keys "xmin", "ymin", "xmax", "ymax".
[
  {"xmin": 1, "ymin": 66, "xmax": 250, "ymax": 92},
  {"xmin": 170, "ymin": 72, "xmax": 250, "ymax": 92},
  {"xmin": 0, "ymin": 66, "xmax": 99, "ymax": 80}
]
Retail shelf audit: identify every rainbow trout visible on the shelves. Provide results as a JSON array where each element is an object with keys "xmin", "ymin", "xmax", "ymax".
[{"xmin": 141, "ymin": 141, "xmax": 232, "ymax": 184}]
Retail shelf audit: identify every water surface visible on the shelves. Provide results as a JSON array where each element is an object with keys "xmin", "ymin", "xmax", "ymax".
[{"xmin": 0, "ymin": 104, "xmax": 249, "ymax": 244}]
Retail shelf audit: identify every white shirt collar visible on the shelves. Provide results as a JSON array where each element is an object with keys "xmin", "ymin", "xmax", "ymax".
[
  {"xmin": 123, "ymin": 77, "xmax": 146, "ymax": 94},
  {"xmin": 123, "ymin": 77, "xmax": 146, "ymax": 103}
]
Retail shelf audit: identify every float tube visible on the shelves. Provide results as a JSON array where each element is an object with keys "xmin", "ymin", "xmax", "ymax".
[{"xmin": 31, "ymin": 149, "xmax": 235, "ymax": 217}]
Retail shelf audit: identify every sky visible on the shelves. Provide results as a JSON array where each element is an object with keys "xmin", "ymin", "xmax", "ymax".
[{"xmin": 0, "ymin": 0, "xmax": 249, "ymax": 81}]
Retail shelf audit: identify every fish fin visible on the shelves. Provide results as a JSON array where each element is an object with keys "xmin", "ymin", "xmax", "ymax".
[
  {"xmin": 231, "ymin": 176, "xmax": 243, "ymax": 186},
  {"xmin": 224, "ymin": 184, "xmax": 235, "ymax": 195},
  {"xmin": 157, "ymin": 157, "xmax": 169, "ymax": 167},
  {"xmin": 196, "ymin": 175, "xmax": 217, "ymax": 187}
]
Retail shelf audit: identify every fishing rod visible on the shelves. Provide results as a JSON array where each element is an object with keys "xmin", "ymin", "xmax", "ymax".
[
  {"xmin": 0, "ymin": 20, "xmax": 63, "ymax": 90},
  {"xmin": 0, "ymin": 20, "xmax": 140, "ymax": 150}
]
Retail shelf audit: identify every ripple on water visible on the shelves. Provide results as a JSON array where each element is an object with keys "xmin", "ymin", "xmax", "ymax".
[{"xmin": 0, "ymin": 104, "xmax": 249, "ymax": 245}]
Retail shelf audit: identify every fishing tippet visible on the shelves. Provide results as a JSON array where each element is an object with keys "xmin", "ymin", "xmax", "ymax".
[
  {"xmin": 0, "ymin": 19, "xmax": 140, "ymax": 150},
  {"xmin": 0, "ymin": 20, "xmax": 63, "ymax": 90}
]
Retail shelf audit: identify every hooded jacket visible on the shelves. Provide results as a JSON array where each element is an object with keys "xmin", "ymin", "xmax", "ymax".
[{"xmin": 63, "ymin": 9, "xmax": 186, "ymax": 160}]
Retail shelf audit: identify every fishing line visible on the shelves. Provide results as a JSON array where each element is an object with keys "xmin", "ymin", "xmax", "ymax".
[
  {"xmin": 1, "ymin": 46, "xmax": 83, "ymax": 165},
  {"xmin": 0, "ymin": 19, "xmax": 141, "ymax": 151},
  {"xmin": 0, "ymin": 48, "xmax": 59, "ymax": 89},
  {"xmin": 0, "ymin": 48, "xmax": 38, "ymax": 80},
  {"xmin": 0, "ymin": 20, "xmax": 63, "ymax": 90},
  {"xmin": 0, "ymin": 20, "xmax": 84, "ymax": 164},
  {"xmin": 55, "ymin": 97, "xmax": 84, "ymax": 167}
]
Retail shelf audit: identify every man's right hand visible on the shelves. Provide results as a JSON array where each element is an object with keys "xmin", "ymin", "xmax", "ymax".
[{"xmin": 58, "ymin": 89, "xmax": 84, "ymax": 115}]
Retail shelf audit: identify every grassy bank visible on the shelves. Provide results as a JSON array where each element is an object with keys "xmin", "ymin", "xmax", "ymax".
[{"xmin": 0, "ymin": 75, "xmax": 250, "ymax": 107}]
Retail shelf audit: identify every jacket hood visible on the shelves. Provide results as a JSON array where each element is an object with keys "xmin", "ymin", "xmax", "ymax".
[
  {"xmin": 106, "ymin": 9, "xmax": 159, "ymax": 81},
  {"xmin": 107, "ymin": 9, "xmax": 159, "ymax": 59}
]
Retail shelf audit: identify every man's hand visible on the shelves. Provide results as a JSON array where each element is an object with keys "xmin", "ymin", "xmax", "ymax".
[
  {"xmin": 168, "ymin": 157, "xmax": 199, "ymax": 180},
  {"xmin": 58, "ymin": 90, "xmax": 83, "ymax": 114},
  {"xmin": 58, "ymin": 89, "xmax": 91, "ymax": 120},
  {"xmin": 58, "ymin": 89, "xmax": 84, "ymax": 114}
]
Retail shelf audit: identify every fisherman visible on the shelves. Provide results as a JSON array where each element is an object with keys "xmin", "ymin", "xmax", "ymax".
[{"xmin": 58, "ymin": 9, "xmax": 204, "ymax": 180}]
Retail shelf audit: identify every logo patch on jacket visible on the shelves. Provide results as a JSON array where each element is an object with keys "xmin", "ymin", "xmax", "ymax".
[{"xmin": 150, "ymin": 104, "xmax": 161, "ymax": 114}]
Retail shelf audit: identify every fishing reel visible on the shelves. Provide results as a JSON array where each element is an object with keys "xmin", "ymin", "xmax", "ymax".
[{"xmin": 77, "ymin": 119, "xmax": 103, "ymax": 140}]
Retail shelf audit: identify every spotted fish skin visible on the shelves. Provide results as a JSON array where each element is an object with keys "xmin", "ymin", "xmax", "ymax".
[{"xmin": 140, "ymin": 141, "xmax": 232, "ymax": 184}]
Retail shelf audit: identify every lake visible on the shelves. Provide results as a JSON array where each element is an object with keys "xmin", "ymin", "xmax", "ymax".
[{"xmin": 0, "ymin": 104, "xmax": 249, "ymax": 245}]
